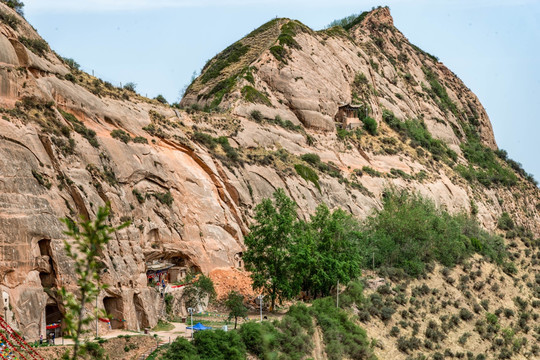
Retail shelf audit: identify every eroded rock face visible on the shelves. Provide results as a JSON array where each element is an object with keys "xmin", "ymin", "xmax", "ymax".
[{"xmin": 0, "ymin": 4, "xmax": 538, "ymax": 341}]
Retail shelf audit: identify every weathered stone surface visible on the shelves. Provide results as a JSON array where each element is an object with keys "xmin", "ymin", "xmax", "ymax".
[{"xmin": 0, "ymin": 4, "xmax": 538, "ymax": 342}]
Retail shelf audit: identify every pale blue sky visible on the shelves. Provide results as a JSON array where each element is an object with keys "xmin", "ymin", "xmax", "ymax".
[{"xmin": 23, "ymin": 0, "xmax": 540, "ymax": 183}]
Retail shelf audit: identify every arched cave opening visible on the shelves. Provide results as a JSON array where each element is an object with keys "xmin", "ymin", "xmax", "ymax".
[
  {"xmin": 103, "ymin": 296, "xmax": 124, "ymax": 330},
  {"xmin": 45, "ymin": 303, "xmax": 63, "ymax": 339}
]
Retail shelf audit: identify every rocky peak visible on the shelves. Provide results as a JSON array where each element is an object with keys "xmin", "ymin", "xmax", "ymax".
[
  {"xmin": 0, "ymin": 6, "xmax": 538, "ymax": 345},
  {"xmin": 360, "ymin": 6, "xmax": 394, "ymax": 29}
]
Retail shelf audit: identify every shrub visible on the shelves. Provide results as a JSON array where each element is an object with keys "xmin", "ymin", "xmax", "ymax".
[
  {"xmin": 132, "ymin": 136, "xmax": 148, "ymax": 144},
  {"xmin": 250, "ymin": 110, "xmax": 263, "ymax": 122},
  {"xmin": 497, "ymin": 212, "xmax": 514, "ymax": 231},
  {"xmin": 19, "ymin": 36, "xmax": 48, "ymax": 56},
  {"xmin": 61, "ymin": 57, "xmax": 80, "ymax": 70},
  {"xmin": 294, "ymin": 164, "xmax": 320, "ymax": 192},
  {"xmin": 312, "ymin": 297, "xmax": 374, "ymax": 360},
  {"xmin": 200, "ymin": 42, "xmax": 250, "ymax": 84},
  {"xmin": 362, "ymin": 117, "xmax": 377, "ymax": 135},
  {"xmin": 270, "ymin": 45, "xmax": 287, "ymax": 63},
  {"xmin": 362, "ymin": 190, "xmax": 508, "ymax": 277},
  {"xmin": 241, "ymin": 86, "xmax": 271, "ymax": 106},
  {"xmin": 301, "ymin": 153, "xmax": 321, "ymax": 166},
  {"xmin": 132, "ymin": 189, "xmax": 145, "ymax": 204},
  {"xmin": 154, "ymin": 94, "xmax": 168, "ymax": 104},
  {"xmin": 150, "ymin": 191, "xmax": 173, "ymax": 206},
  {"xmin": 123, "ymin": 82, "xmax": 137, "ymax": 92},
  {"xmin": 162, "ymin": 337, "xmax": 197, "ymax": 360},
  {"xmin": 60, "ymin": 109, "xmax": 99, "ymax": 148},
  {"xmin": 362, "ymin": 166, "xmax": 382, "ymax": 177},
  {"xmin": 459, "ymin": 308, "xmax": 474, "ymax": 321},
  {"xmin": 0, "ymin": 8, "xmax": 20, "ymax": 30},
  {"xmin": 110, "ymin": 129, "xmax": 131, "ymax": 143},
  {"xmin": 2, "ymin": 0, "xmax": 24, "ymax": 16}
]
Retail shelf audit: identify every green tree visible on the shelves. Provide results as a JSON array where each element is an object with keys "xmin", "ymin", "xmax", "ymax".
[
  {"xmin": 123, "ymin": 82, "xmax": 137, "ymax": 92},
  {"xmin": 2, "ymin": 0, "xmax": 24, "ymax": 16},
  {"xmin": 194, "ymin": 330, "xmax": 246, "ymax": 360},
  {"xmin": 182, "ymin": 274, "xmax": 216, "ymax": 310},
  {"xmin": 225, "ymin": 291, "xmax": 247, "ymax": 329},
  {"xmin": 163, "ymin": 337, "xmax": 199, "ymax": 360},
  {"xmin": 243, "ymin": 188, "xmax": 299, "ymax": 310},
  {"xmin": 293, "ymin": 205, "xmax": 362, "ymax": 298},
  {"xmin": 61, "ymin": 205, "xmax": 129, "ymax": 360},
  {"xmin": 155, "ymin": 94, "xmax": 168, "ymax": 104}
]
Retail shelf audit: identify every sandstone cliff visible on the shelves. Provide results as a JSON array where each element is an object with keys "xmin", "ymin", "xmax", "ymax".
[{"xmin": 0, "ymin": 4, "xmax": 538, "ymax": 345}]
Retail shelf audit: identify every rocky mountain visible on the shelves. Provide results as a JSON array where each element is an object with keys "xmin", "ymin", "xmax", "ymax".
[{"xmin": 0, "ymin": 4, "xmax": 538, "ymax": 357}]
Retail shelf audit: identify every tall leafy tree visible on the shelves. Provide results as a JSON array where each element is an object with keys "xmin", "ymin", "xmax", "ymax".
[
  {"xmin": 225, "ymin": 291, "xmax": 247, "ymax": 329},
  {"xmin": 293, "ymin": 204, "xmax": 363, "ymax": 298},
  {"xmin": 243, "ymin": 188, "xmax": 299, "ymax": 310}
]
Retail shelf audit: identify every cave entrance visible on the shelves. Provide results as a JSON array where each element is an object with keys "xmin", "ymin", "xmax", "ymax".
[
  {"xmin": 37, "ymin": 239, "xmax": 56, "ymax": 289},
  {"xmin": 133, "ymin": 294, "xmax": 149, "ymax": 331},
  {"xmin": 45, "ymin": 303, "xmax": 63, "ymax": 339},
  {"xmin": 103, "ymin": 297, "xmax": 124, "ymax": 329}
]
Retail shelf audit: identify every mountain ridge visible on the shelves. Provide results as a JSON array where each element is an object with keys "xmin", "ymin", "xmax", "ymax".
[{"xmin": 0, "ymin": 5, "xmax": 538, "ymax": 358}]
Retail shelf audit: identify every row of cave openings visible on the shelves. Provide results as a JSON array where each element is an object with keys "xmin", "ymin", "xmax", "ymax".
[
  {"xmin": 36, "ymin": 239, "xmax": 150, "ymax": 336},
  {"xmin": 36, "ymin": 238, "xmax": 211, "ymax": 336}
]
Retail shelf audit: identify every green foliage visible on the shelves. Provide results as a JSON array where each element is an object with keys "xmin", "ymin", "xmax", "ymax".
[
  {"xmin": 495, "ymin": 149, "xmax": 537, "ymax": 185},
  {"xmin": 132, "ymin": 136, "xmax": 148, "ymax": 144},
  {"xmin": 162, "ymin": 337, "xmax": 199, "ymax": 360},
  {"xmin": 383, "ymin": 109, "xmax": 456, "ymax": 162},
  {"xmin": 32, "ymin": 170, "xmax": 51, "ymax": 189},
  {"xmin": 182, "ymin": 274, "xmax": 216, "ymax": 310},
  {"xmin": 19, "ymin": 36, "xmax": 48, "ymax": 56},
  {"xmin": 497, "ymin": 212, "xmax": 514, "ymax": 231},
  {"xmin": 354, "ymin": 72, "xmax": 369, "ymax": 87},
  {"xmin": 269, "ymin": 45, "xmax": 287, "ymax": 63},
  {"xmin": 149, "ymin": 191, "xmax": 173, "ymax": 206},
  {"xmin": 300, "ymin": 153, "xmax": 321, "ymax": 166},
  {"xmin": 154, "ymin": 94, "xmax": 168, "ymax": 104},
  {"xmin": 362, "ymin": 116, "xmax": 378, "ymax": 135},
  {"xmin": 243, "ymin": 189, "xmax": 299, "ymax": 310},
  {"xmin": 225, "ymin": 291, "xmax": 247, "ymax": 329},
  {"xmin": 0, "ymin": 7, "xmax": 20, "ymax": 29},
  {"xmin": 291, "ymin": 204, "xmax": 363, "ymax": 298},
  {"xmin": 61, "ymin": 57, "xmax": 80, "ymax": 71},
  {"xmin": 362, "ymin": 166, "xmax": 382, "ymax": 177},
  {"xmin": 194, "ymin": 330, "xmax": 246, "ymax": 360},
  {"xmin": 422, "ymin": 66, "xmax": 458, "ymax": 116},
  {"xmin": 327, "ymin": 11, "xmax": 369, "ymax": 31},
  {"xmin": 123, "ymin": 82, "xmax": 137, "ymax": 92},
  {"xmin": 362, "ymin": 190, "xmax": 508, "ymax": 277},
  {"xmin": 241, "ymin": 86, "xmax": 271, "ymax": 106},
  {"xmin": 60, "ymin": 205, "xmax": 129, "ymax": 360},
  {"xmin": 312, "ymin": 297, "xmax": 376, "ymax": 360},
  {"xmin": 2, "ymin": 0, "xmax": 23, "ymax": 15},
  {"xmin": 294, "ymin": 163, "xmax": 320, "ymax": 191},
  {"xmin": 269, "ymin": 115, "xmax": 302, "ymax": 132},
  {"xmin": 200, "ymin": 42, "xmax": 250, "ymax": 84},
  {"xmin": 277, "ymin": 21, "xmax": 302, "ymax": 49},
  {"xmin": 110, "ymin": 129, "xmax": 131, "ymax": 143},
  {"xmin": 60, "ymin": 109, "xmax": 99, "ymax": 148},
  {"xmin": 205, "ymin": 75, "xmax": 236, "ymax": 108},
  {"xmin": 132, "ymin": 189, "xmax": 145, "ymax": 204},
  {"xmin": 250, "ymin": 110, "xmax": 263, "ymax": 122},
  {"xmin": 192, "ymin": 132, "xmax": 241, "ymax": 164}
]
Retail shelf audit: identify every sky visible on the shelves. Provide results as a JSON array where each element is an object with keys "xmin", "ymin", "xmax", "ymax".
[{"xmin": 23, "ymin": 0, "xmax": 540, "ymax": 183}]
